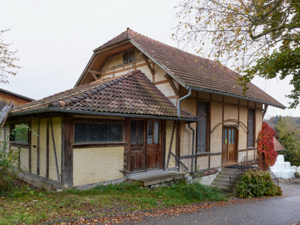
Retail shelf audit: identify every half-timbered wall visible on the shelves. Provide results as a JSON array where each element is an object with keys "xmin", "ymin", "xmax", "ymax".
[
  {"xmin": 179, "ymin": 92, "xmax": 263, "ymax": 171},
  {"xmin": 165, "ymin": 120, "xmax": 177, "ymax": 168}
]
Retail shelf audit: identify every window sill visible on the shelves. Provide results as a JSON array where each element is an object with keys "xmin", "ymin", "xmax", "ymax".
[
  {"xmin": 9, "ymin": 142, "xmax": 30, "ymax": 147},
  {"xmin": 72, "ymin": 142, "xmax": 126, "ymax": 148}
]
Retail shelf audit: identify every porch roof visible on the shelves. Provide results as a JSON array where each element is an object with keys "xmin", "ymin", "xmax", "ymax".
[
  {"xmin": 86, "ymin": 28, "xmax": 285, "ymax": 109},
  {"xmin": 9, "ymin": 71, "xmax": 196, "ymax": 121}
]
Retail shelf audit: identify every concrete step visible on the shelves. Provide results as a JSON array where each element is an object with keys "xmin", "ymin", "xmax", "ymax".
[{"xmin": 210, "ymin": 184, "xmax": 231, "ymax": 193}]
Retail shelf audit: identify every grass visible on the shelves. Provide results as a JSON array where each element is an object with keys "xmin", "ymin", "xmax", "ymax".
[{"xmin": 0, "ymin": 181, "xmax": 226, "ymax": 225}]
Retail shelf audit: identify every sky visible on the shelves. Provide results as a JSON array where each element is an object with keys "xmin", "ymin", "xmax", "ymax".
[{"xmin": 0, "ymin": 0, "xmax": 299, "ymax": 118}]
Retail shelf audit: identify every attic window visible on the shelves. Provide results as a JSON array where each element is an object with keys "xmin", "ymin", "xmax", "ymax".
[{"xmin": 123, "ymin": 51, "xmax": 135, "ymax": 64}]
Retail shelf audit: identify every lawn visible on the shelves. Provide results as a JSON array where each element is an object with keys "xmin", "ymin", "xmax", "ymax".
[{"xmin": 0, "ymin": 180, "xmax": 227, "ymax": 224}]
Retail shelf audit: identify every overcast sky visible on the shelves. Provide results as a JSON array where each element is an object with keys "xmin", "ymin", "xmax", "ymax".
[{"xmin": 0, "ymin": 0, "xmax": 299, "ymax": 118}]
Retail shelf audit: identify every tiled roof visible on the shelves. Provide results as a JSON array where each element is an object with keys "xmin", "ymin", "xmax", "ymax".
[
  {"xmin": 273, "ymin": 137, "xmax": 286, "ymax": 152},
  {"xmin": 94, "ymin": 28, "xmax": 285, "ymax": 108},
  {"xmin": 10, "ymin": 71, "xmax": 195, "ymax": 119}
]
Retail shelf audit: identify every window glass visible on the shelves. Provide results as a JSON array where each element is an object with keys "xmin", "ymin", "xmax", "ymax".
[
  {"xmin": 130, "ymin": 120, "xmax": 137, "ymax": 144},
  {"xmin": 248, "ymin": 109, "xmax": 255, "ymax": 147},
  {"xmin": 223, "ymin": 129, "xmax": 228, "ymax": 144},
  {"xmin": 123, "ymin": 51, "xmax": 135, "ymax": 64},
  {"xmin": 197, "ymin": 102, "xmax": 209, "ymax": 152},
  {"xmin": 147, "ymin": 121, "xmax": 153, "ymax": 144},
  {"xmin": 154, "ymin": 121, "xmax": 159, "ymax": 144},
  {"xmin": 14, "ymin": 124, "xmax": 29, "ymax": 143},
  {"xmin": 229, "ymin": 129, "xmax": 232, "ymax": 144},
  {"xmin": 137, "ymin": 121, "xmax": 144, "ymax": 144},
  {"xmin": 232, "ymin": 129, "xmax": 235, "ymax": 143},
  {"xmin": 75, "ymin": 123, "xmax": 122, "ymax": 143}
]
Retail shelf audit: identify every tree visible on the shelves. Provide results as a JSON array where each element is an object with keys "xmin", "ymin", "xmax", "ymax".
[
  {"xmin": 275, "ymin": 116, "xmax": 300, "ymax": 166},
  {"xmin": 174, "ymin": 0, "xmax": 300, "ymax": 108},
  {"xmin": 0, "ymin": 29, "xmax": 20, "ymax": 83},
  {"xmin": 257, "ymin": 122, "xmax": 278, "ymax": 168}
]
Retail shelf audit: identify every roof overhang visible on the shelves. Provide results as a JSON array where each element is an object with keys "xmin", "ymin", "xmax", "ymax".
[{"xmin": 8, "ymin": 108, "xmax": 198, "ymax": 122}]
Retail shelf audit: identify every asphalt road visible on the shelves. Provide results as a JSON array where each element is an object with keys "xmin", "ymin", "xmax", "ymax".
[{"xmin": 121, "ymin": 179, "xmax": 300, "ymax": 225}]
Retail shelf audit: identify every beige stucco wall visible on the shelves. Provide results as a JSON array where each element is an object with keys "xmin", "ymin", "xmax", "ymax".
[
  {"xmin": 238, "ymin": 107, "xmax": 248, "ymax": 151},
  {"xmin": 31, "ymin": 119, "xmax": 38, "ymax": 174},
  {"xmin": 73, "ymin": 146, "xmax": 124, "ymax": 186},
  {"xmin": 255, "ymin": 109, "xmax": 263, "ymax": 148},
  {"xmin": 39, "ymin": 118, "xmax": 47, "ymax": 178},
  {"xmin": 180, "ymin": 99, "xmax": 197, "ymax": 171},
  {"xmin": 197, "ymin": 156, "xmax": 209, "ymax": 170},
  {"xmin": 165, "ymin": 121, "xmax": 176, "ymax": 168},
  {"xmin": 224, "ymin": 105, "xmax": 238, "ymax": 125}
]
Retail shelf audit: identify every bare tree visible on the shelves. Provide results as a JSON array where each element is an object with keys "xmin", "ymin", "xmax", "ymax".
[{"xmin": 0, "ymin": 29, "xmax": 20, "ymax": 83}]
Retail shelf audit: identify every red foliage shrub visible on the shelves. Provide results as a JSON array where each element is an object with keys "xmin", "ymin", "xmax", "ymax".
[{"xmin": 257, "ymin": 122, "xmax": 278, "ymax": 168}]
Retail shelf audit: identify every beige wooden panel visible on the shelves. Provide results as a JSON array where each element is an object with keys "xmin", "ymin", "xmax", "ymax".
[
  {"xmin": 49, "ymin": 117, "xmax": 62, "ymax": 181},
  {"xmin": 180, "ymin": 122, "xmax": 196, "ymax": 171},
  {"xmin": 108, "ymin": 54, "xmax": 123, "ymax": 68},
  {"xmin": 73, "ymin": 147, "xmax": 124, "ymax": 186},
  {"xmin": 181, "ymin": 99, "xmax": 197, "ymax": 116},
  {"xmin": 240, "ymin": 99, "xmax": 247, "ymax": 106},
  {"xmin": 197, "ymin": 156, "xmax": 209, "ymax": 170},
  {"xmin": 31, "ymin": 118, "xmax": 38, "ymax": 174},
  {"xmin": 165, "ymin": 121, "xmax": 176, "ymax": 168},
  {"xmin": 239, "ymin": 107, "xmax": 248, "ymax": 150},
  {"xmin": 211, "ymin": 94, "xmax": 222, "ymax": 102},
  {"xmin": 39, "ymin": 119, "xmax": 47, "ymax": 178},
  {"xmin": 224, "ymin": 96, "xmax": 238, "ymax": 104},
  {"xmin": 20, "ymin": 148, "xmax": 29, "ymax": 172},
  {"xmin": 256, "ymin": 103, "xmax": 263, "ymax": 109},
  {"xmin": 210, "ymin": 155, "xmax": 221, "ymax": 168},
  {"xmin": 210, "ymin": 103, "xmax": 222, "ymax": 153},
  {"xmin": 137, "ymin": 64, "xmax": 153, "ymax": 81},
  {"xmin": 249, "ymin": 101, "xmax": 255, "ymax": 108}
]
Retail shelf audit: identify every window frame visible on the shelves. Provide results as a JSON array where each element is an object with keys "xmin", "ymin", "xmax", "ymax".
[
  {"xmin": 196, "ymin": 101, "xmax": 210, "ymax": 153},
  {"xmin": 123, "ymin": 50, "xmax": 135, "ymax": 64},
  {"xmin": 73, "ymin": 121, "xmax": 124, "ymax": 144}
]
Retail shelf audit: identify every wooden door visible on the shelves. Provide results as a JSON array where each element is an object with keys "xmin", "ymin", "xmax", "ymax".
[
  {"xmin": 129, "ymin": 120, "xmax": 145, "ymax": 172},
  {"xmin": 146, "ymin": 121, "xmax": 161, "ymax": 170},
  {"xmin": 222, "ymin": 127, "xmax": 237, "ymax": 164}
]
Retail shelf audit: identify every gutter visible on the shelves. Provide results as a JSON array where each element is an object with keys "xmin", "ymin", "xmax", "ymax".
[
  {"xmin": 190, "ymin": 86, "xmax": 286, "ymax": 109},
  {"xmin": 177, "ymin": 87, "xmax": 192, "ymax": 117},
  {"xmin": 8, "ymin": 108, "xmax": 198, "ymax": 122}
]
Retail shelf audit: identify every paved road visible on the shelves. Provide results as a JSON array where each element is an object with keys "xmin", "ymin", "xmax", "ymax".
[{"xmin": 121, "ymin": 179, "xmax": 300, "ymax": 225}]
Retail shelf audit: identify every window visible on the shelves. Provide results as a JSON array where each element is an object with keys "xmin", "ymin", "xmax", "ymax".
[
  {"xmin": 74, "ymin": 123, "xmax": 123, "ymax": 143},
  {"xmin": 11, "ymin": 123, "xmax": 29, "ymax": 143},
  {"xmin": 247, "ymin": 109, "xmax": 255, "ymax": 147},
  {"xmin": 123, "ymin": 50, "xmax": 135, "ymax": 64},
  {"xmin": 147, "ymin": 121, "xmax": 160, "ymax": 144},
  {"xmin": 130, "ymin": 120, "xmax": 144, "ymax": 144},
  {"xmin": 197, "ymin": 102, "xmax": 209, "ymax": 152}
]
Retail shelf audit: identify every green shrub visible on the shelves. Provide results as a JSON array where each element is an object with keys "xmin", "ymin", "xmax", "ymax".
[{"xmin": 236, "ymin": 170, "xmax": 282, "ymax": 198}]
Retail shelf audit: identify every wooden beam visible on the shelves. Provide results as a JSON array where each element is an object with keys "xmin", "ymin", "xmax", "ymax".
[
  {"xmin": 50, "ymin": 118, "xmax": 61, "ymax": 183},
  {"xmin": 141, "ymin": 54, "xmax": 155, "ymax": 75},
  {"xmin": 89, "ymin": 70, "xmax": 102, "ymax": 75},
  {"xmin": 165, "ymin": 74, "xmax": 180, "ymax": 97},
  {"xmin": 89, "ymin": 71, "xmax": 99, "ymax": 81},
  {"xmin": 0, "ymin": 101, "xmax": 13, "ymax": 130}
]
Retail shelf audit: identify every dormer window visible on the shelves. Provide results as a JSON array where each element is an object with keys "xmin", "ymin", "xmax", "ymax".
[{"xmin": 123, "ymin": 50, "xmax": 135, "ymax": 64}]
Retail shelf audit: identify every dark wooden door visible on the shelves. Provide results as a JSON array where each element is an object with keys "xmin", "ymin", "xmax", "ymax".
[
  {"xmin": 129, "ymin": 120, "xmax": 145, "ymax": 172},
  {"xmin": 146, "ymin": 121, "xmax": 161, "ymax": 170},
  {"xmin": 222, "ymin": 127, "xmax": 237, "ymax": 164}
]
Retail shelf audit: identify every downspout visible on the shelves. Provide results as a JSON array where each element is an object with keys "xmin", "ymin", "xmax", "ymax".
[
  {"xmin": 177, "ymin": 87, "xmax": 191, "ymax": 117},
  {"xmin": 188, "ymin": 122, "xmax": 195, "ymax": 173}
]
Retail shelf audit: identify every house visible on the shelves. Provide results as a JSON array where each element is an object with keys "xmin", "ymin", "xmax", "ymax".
[
  {"xmin": 6, "ymin": 28, "xmax": 285, "ymax": 189},
  {"xmin": 273, "ymin": 137, "xmax": 286, "ymax": 152},
  {"xmin": 0, "ymin": 88, "xmax": 34, "ymax": 142}
]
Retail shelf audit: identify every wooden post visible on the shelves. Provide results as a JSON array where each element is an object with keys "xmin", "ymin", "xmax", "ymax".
[
  {"xmin": 166, "ymin": 121, "xmax": 176, "ymax": 170},
  {"xmin": 50, "ymin": 118, "xmax": 61, "ymax": 182}
]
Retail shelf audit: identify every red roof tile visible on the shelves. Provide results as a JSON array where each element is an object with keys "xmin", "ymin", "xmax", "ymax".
[
  {"xmin": 94, "ymin": 28, "xmax": 285, "ymax": 108},
  {"xmin": 10, "ymin": 71, "xmax": 195, "ymax": 119}
]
